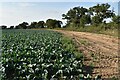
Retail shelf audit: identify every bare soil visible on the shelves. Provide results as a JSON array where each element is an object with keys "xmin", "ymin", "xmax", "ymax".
[{"xmin": 54, "ymin": 30, "xmax": 119, "ymax": 78}]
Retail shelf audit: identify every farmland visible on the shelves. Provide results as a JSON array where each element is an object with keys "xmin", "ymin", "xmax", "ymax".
[
  {"xmin": 0, "ymin": 30, "xmax": 96, "ymax": 80},
  {"xmin": 54, "ymin": 30, "xmax": 119, "ymax": 79},
  {"xmin": 0, "ymin": 2, "xmax": 119, "ymax": 80}
]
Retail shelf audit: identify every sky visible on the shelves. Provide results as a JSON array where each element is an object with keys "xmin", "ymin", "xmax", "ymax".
[{"xmin": 0, "ymin": 1, "xmax": 119, "ymax": 27}]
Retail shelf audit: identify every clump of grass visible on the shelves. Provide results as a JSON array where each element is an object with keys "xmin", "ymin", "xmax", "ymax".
[
  {"xmin": 61, "ymin": 36, "xmax": 83, "ymax": 59},
  {"xmin": 79, "ymin": 39, "xmax": 90, "ymax": 46},
  {"xmin": 61, "ymin": 36, "xmax": 75, "ymax": 52}
]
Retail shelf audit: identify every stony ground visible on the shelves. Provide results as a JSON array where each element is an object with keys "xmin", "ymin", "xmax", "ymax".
[{"xmin": 54, "ymin": 30, "xmax": 119, "ymax": 79}]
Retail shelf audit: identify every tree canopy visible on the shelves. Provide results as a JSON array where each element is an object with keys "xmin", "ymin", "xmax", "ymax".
[
  {"xmin": 1, "ymin": 3, "xmax": 119, "ymax": 30},
  {"xmin": 62, "ymin": 3, "xmax": 115, "ymax": 27},
  {"xmin": 46, "ymin": 19, "xmax": 62, "ymax": 28}
]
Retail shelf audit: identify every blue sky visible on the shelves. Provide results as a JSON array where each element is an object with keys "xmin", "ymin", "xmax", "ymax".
[{"xmin": 0, "ymin": 2, "xmax": 119, "ymax": 27}]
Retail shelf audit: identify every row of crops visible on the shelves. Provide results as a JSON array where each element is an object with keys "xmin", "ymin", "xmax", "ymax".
[{"xmin": 0, "ymin": 30, "xmax": 99, "ymax": 80}]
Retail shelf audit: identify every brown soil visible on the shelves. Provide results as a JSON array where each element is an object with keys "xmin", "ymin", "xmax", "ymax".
[{"xmin": 54, "ymin": 30, "xmax": 119, "ymax": 79}]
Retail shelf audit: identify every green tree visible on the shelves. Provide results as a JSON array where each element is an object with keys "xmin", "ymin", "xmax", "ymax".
[
  {"xmin": 112, "ymin": 15, "xmax": 120, "ymax": 24},
  {"xmin": 15, "ymin": 25, "xmax": 19, "ymax": 29},
  {"xmin": 55, "ymin": 20, "xmax": 63, "ymax": 28},
  {"xmin": 46, "ymin": 19, "xmax": 62, "ymax": 28},
  {"xmin": 29, "ymin": 22, "xmax": 37, "ymax": 29},
  {"xmin": 80, "ymin": 15, "xmax": 91, "ymax": 27},
  {"xmin": 89, "ymin": 3, "xmax": 114, "ymax": 25},
  {"xmin": 62, "ymin": 6, "xmax": 90, "ymax": 27},
  {"xmin": 15, "ymin": 22, "xmax": 29, "ymax": 29},
  {"xmin": 91, "ymin": 16, "xmax": 102, "ymax": 26},
  {"xmin": 110, "ymin": 15, "xmax": 120, "ymax": 29},
  {"xmin": 0, "ymin": 25, "xmax": 7, "ymax": 29},
  {"xmin": 35, "ymin": 21, "xmax": 45, "ymax": 28},
  {"xmin": 9, "ymin": 26, "xmax": 14, "ymax": 29}
]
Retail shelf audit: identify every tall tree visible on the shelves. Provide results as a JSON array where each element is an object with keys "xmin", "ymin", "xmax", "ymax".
[
  {"xmin": 46, "ymin": 19, "xmax": 62, "ymax": 28},
  {"xmin": 15, "ymin": 22, "xmax": 29, "ymax": 29},
  {"xmin": 62, "ymin": 6, "xmax": 90, "ymax": 27},
  {"xmin": 89, "ymin": 3, "xmax": 115, "ymax": 25},
  {"xmin": 36, "ymin": 21, "xmax": 45, "ymax": 28},
  {"xmin": 80, "ymin": 15, "xmax": 91, "ymax": 27}
]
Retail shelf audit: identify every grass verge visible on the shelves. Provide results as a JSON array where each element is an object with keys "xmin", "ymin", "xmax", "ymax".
[
  {"xmin": 61, "ymin": 35, "xmax": 83, "ymax": 59},
  {"xmin": 54, "ymin": 27, "xmax": 118, "ymax": 38}
]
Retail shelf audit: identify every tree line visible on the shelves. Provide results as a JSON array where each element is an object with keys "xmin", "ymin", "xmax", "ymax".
[
  {"xmin": 0, "ymin": 19, "xmax": 62, "ymax": 29},
  {"xmin": 1, "ymin": 3, "xmax": 120, "ymax": 30},
  {"xmin": 62, "ymin": 3, "xmax": 120, "ymax": 30}
]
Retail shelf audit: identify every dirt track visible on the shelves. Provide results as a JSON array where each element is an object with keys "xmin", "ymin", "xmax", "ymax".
[{"xmin": 54, "ymin": 30, "xmax": 119, "ymax": 78}]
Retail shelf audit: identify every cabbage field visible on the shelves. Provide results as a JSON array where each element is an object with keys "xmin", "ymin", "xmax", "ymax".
[{"xmin": 0, "ymin": 30, "xmax": 96, "ymax": 80}]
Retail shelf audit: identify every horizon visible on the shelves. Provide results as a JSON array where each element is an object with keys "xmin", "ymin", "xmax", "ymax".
[{"xmin": 0, "ymin": 2, "xmax": 119, "ymax": 27}]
